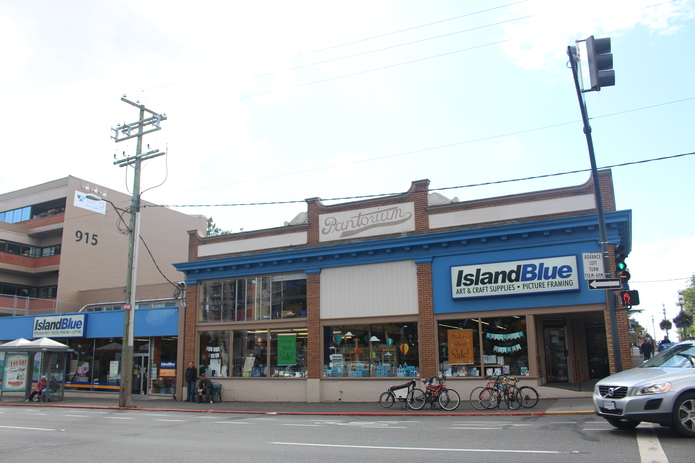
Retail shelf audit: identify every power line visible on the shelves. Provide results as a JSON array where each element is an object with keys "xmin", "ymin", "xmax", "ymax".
[
  {"xmin": 146, "ymin": 150, "xmax": 695, "ymax": 209},
  {"xmin": 632, "ymin": 278, "xmax": 693, "ymax": 284},
  {"xmin": 309, "ymin": 1, "xmax": 529, "ymax": 54},
  {"xmin": 239, "ymin": 1, "xmax": 677, "ymax": 100},
  {"xmin": 254, "ymin": 15, "xmax": 531, "ymax": 76},
  {"xmin": 181, "ymin": 96, "xmax": 695, "ymax": 194}
]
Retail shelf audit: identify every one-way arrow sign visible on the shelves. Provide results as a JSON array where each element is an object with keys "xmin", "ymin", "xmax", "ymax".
[{"xmin": 588, "ymin": 278, "xmax": 622, "ymax": 290}]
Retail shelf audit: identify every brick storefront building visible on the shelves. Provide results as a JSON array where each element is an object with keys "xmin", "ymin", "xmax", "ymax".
[{"xmin": 175, "ymin": 171, "xmax": 632, "ymax": 402}]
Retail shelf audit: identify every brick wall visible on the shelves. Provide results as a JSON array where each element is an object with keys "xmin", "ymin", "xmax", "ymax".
[
  {"xmin": 416, "ymin": 262, "xmax": 436, "ymax": 377},
  {"xmin": 306, "ymin": 273, "xmax": 321, "ymax": 378}
]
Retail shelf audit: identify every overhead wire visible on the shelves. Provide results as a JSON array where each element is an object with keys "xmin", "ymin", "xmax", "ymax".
[
  {"xmin": 180, "ymin": 96, "xmax": 695, "ymax": 194},
  {"xmin": 145, "ymin": 150, "xmax": 695, "ymax": 209},
  {"xmin": 239, "ymin": 1, "xmax": 677, "ymax": 100}
]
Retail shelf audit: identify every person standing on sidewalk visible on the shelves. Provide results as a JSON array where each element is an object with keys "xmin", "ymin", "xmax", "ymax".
[
  {"xmin": 641, "ymin": 337, "xmax": 654, "ymax": 361},
  {"xmin": 185, "ymin": 362, "xmax": 197, "ymax": 402}
]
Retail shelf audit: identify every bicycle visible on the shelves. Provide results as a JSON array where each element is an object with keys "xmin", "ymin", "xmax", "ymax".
[
  {"xmin": 406, "ymin": 375, "xmax": 461, "ymax": 411},
  {"xmin": 469, "ymin": 375, "xmax": 521, "ymax": 410},
  {"xmin": 379, "ymin": 380, "xmax": 416, "ymax": 409},
  {"xmin": 515, "ymin": 384, "xmax": 540, "ymax": 408}
]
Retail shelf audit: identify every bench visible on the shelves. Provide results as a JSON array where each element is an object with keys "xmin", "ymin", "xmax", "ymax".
[{"xmin": 211, "ymin": 383, "xmax": 223, "ymax": 402}]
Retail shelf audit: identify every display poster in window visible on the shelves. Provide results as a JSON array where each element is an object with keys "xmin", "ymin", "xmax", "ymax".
[
  {"xmin": 2, "ymin": 353, "xmax": 29, "ymax": 392},
  {"xmin": 160, "ymin": 361, "xmax": 176, "ymax": 377},
  {"xmin": 277, "ymin": 334, "xmax": 297, "ymax": 366},
  {"xmin": 243, "ymin": 356, "xmax": 255, "ymax": 372},
  {"xmin": 109, "ymin": 360, "xmax": 120, "ymax": 379},
  {"xmin": 448, "ymin": 329, "xmax": 474, "ymax": 365}
]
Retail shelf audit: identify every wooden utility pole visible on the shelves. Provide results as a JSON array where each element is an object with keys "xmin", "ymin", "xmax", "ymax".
[{"xmin": 111, "ymin": 98, "xmax": 166, "ymax": 407}]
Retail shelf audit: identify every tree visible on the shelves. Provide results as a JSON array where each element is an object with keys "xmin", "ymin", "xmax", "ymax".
[
  {"xmin": 206, "ymin": 217, "xmax": 231, "ymax": 236},
  {"xmin": 675, "ymin": 274, "xmax": 695, "ymax": 340}
]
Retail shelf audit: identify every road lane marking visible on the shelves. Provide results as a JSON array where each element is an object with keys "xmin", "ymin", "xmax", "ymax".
[
  {"xmin": 0, "ymin": 425, "xmax": 62, "ymax": 432},
  {"xmin": 271, "ymin": 442, "xmax": 560, "ymax": 454},
  {"xmin": 452, "ymin": 427, "xmax": 503, "ymax": 430},
  {"xmin": 636, "ymin": 424, "xmax": 668, "ymax": 463}
]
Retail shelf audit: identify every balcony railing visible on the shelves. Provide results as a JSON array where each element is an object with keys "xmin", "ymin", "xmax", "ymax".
[{"xmin": 0, "ymin": 295, "xmax": 59, "ymax": 315}]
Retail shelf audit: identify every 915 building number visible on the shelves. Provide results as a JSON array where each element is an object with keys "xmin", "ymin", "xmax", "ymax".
[{"xmin": 75, "ymin": 230, "xmax": 98, "ymax": 246}]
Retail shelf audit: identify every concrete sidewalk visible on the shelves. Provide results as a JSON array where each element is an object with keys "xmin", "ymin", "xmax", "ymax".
[
  {"xmin": 4, "ymin": 350, "xmax": 646, "ymax": 416},
  {"xmin": 0, "ymin": 391, "xmax": 595, "ymax": 416}
]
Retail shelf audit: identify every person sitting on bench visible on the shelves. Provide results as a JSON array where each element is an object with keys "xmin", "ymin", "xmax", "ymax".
[{"xmin": 197, "ymin": 372, "xmax": 213, "ymax": 403}]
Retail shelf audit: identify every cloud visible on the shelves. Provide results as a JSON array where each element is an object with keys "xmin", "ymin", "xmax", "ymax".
[{"xmin": 498, "ymin": 0, "xmax": 694, "ymax": 71}]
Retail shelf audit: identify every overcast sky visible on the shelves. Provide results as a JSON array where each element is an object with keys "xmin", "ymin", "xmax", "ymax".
[{"xmin": 1, "ymin": 0, "xmax": 693, "ymax": 339}]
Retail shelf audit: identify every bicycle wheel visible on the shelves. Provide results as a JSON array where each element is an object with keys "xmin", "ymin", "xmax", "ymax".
[
  {"xmin": 504, "ymin": 387, "xmax": 521, "ymax": 410},
  {"xmin": 406, "ymin": 388, "xmax": 427, "ymax": 410},
  {"xmin": 470, "ymin": 386, "xmax": 491, "ymax": 410},
  {"xmin": 438, "ymin": 388, "xmax": 461, "ymax": 411},
  {"xmin": 516, "ymin": 386, "xmax": 540, "ymax": 408},
  {"xmin": 379, "ymin": 391, "xmax": 395, "ymax": 408}
]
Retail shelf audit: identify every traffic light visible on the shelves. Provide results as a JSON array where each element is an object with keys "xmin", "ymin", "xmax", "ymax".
[
  {"xmin": 678, "ymin": 290, "xmax": 685, "ymax": 307},
  {"xmin": 586, "ymin": 36, "xmax": 615, "ymax": 91},
  {"xmin": 620, "ymin": 290, "xmax": 640, "ymax": 307},
  {"xmin": 614, "ymin": 244, "xmax": 630, "ymax": 282}
]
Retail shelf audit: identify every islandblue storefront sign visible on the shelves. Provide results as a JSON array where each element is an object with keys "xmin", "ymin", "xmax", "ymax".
[
  {"xmin": 32, "ymin": 314, "xmax": 86, "ymax": 337},
  {"xmin": 451, "ymin": 256, "xmax": 579, "ymax": 299}
]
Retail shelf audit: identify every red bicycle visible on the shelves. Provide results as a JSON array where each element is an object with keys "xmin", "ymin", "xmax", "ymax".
[{"xmin": 406, "ymin": 375, "xmax": 461, "ymax": 411}]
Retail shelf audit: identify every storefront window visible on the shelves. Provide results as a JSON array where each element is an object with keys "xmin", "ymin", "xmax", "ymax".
[
  {"xmin": 269, "ymin": 329, "xmax": 308, "ymax": 377},
  {"xmin": 438, "ymin": 316, "xmax": 528, "ymax": 377},
  {"xmin": 66, "ymin": 339, "xmax": 96, "ymax": 389},
  {"xmin": 322, "ymin": 323, "xmax": 419, "ymax": 377},
  {"xmin": 150, "ymin": 337, "xmax": 177, "ymax": 395},
  {"xmin": 438, "ymin": 319, "xmax": 480, "ymax": 377},
  {"xmin": 94, "ymin": 338, "xmax": 123, "ymax": 389},
  {"xmin": 199, "ymin": 331, "xmax": 230, "ymax": 378},
  {"xmin": 199, "ymin": 273, "xmax": 307, "ymax": 322}
]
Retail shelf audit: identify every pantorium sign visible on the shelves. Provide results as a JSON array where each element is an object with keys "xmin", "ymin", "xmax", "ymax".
[{"xmin": 319, "ymin": 202, "xmax": 415, "ymax": 242}]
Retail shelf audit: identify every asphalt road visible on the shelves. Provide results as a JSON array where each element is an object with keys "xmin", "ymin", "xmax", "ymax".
[{"xmin": 0, "ymin": 406, "xmax": 691, "ymax": 462}]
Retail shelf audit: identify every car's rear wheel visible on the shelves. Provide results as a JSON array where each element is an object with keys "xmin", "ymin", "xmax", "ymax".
[
  {"xmin": 605, "ymin": 417, "xmax": 641, "ymax": 430},
  {"xmin": 672, "ymin": 392, "xmax": 695, "ymax": 438}
]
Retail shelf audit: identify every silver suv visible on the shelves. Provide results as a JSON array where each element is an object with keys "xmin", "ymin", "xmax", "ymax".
[{"xmin": 593, "ymin": 341, "xmax": 695, "ymax": 437}]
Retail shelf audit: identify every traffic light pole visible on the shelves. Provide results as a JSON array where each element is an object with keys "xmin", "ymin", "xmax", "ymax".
[{"xmin": 568, "ymin": 46, "xmax": 623, "ymax": 372}]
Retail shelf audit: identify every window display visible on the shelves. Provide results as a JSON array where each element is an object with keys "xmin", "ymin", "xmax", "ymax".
[
  {"xmin": 199, "ymin": 331, "xmax": 230, "ymax": 378},
  {"xmin": 438, "ymin": 316, "xmax": 528, "ymax": 377},
  {"xmin": 323, "ymin": 323, "xmax": 419, "ymax": 377}
]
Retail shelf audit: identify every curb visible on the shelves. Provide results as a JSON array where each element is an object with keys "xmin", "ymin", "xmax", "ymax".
[{"xmin": 0, "ymin": 402, "xmax": 596, "ymax": 417}]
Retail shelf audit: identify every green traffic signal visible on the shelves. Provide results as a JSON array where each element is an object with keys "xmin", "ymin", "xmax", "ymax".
[{"xmin": 614, "ymin": 244, "xmax": 630, "ymax": 282}]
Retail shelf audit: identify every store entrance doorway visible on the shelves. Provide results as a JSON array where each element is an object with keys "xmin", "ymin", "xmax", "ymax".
[
  {"xmin": 544, "ymin": 324, "xmax": 569, "ymax": 383},
  {"xmin": 132, "ymin": 353, "xmax": 149, "ymax": 395},
  {"xmin": 585, "ymin": 323, "xmax": 609, "ymax": 379}
]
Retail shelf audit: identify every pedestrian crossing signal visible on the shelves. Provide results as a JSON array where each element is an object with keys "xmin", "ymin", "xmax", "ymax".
[{"xmin": 620, "ymin": 290, "xmax": 640, "ymax": 307}]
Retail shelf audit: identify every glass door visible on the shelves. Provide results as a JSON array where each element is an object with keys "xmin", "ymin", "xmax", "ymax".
[
  {"xmin": 544, "ymin": 325, "xmax": 569, "ymax": 382},
  {"xmin": 132, "ymin": 353, "xmax": 149, "ymax": 395}
]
